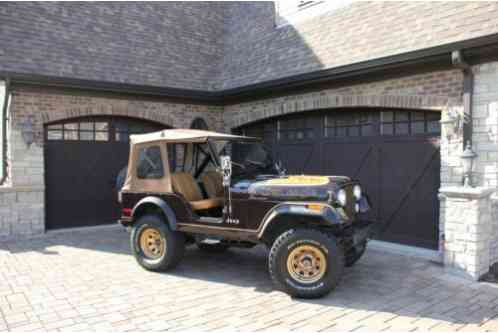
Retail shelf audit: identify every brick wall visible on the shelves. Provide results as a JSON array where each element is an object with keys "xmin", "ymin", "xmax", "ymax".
[
  {"xmin": 0, "ymin": 87, "xmax": 224, "ymax": 239},
  {"xmin": 224, "ymin": 69, "xmax": 463, "ymax": 129}
]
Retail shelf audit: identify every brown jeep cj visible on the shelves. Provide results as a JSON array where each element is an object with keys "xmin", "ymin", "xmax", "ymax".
[{"xmin": 119, "ymin": 129, "xmax": 373, "ymax": 298}]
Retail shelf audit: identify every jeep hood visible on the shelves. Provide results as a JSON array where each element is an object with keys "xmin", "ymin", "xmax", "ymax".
[{"xmin": 233, "ymin": 175, "xmax": 352, "ymax": 201}]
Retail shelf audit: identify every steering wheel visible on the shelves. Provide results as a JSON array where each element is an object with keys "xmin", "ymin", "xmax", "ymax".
[
  {"xmin": 246, "ymin": 159, "xmax": 266, "ymax": 167},
  {"xmin": 231, "ymin": 161, "xmax": 246, "ymax": 169}
]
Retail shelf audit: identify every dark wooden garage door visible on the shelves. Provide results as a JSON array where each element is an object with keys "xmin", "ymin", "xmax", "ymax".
[
  {"xmin": 45, "ymin": 116, "xmax": 167, "ymax": 229},
  {"xmin": 238, "ymin": 109, "xmax": 441, "ymax": 249}
]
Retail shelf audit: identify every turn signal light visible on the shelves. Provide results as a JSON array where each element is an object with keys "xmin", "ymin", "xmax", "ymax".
[
  {"xmin": 306, "ymin": 204, "xmax": 324, "ymax": 213},
  {"xmin": 122, "ymin": 208, "xmax": 132, "ymax": 217}
]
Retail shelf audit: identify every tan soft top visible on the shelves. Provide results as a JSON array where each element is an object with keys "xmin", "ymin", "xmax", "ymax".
[
  {"xmin": 130, "ymin": 129, "xmax": 258, "ymax": 144},
  {"xmin": 122, "ymin": 129, "xmax": 258, "ymax": 194}
]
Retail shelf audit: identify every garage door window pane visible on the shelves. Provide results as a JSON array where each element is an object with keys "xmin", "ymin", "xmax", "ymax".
[
  {"xmin": 47, "ymin": 130, "xmax": 63, "ymax": 140},
  {"xmin": 64, "ymin": 123, "xmax": 78, "ymax": 131},
  {"xmin": 95, "ymin": 122, "xmax": 108, "ymax": 131},
  {"xmin": 336, "ymin": 127, "xmax": 346, "ymax": 137},
  {"xmin": 79, "ymin": 122, "xmax": 93, "ymax": 131},
  {"xmin": 116, "ymin": 131, "xmax": 129, "ymax": 142},
  {"xmin": 427, "ymin": 121, "xmax": 440, "ymax": 134},
  {"xmin": 64, "ymin": 130, "xmax": 78, "ymax": 140},
  {"xmin": 80, "ymin": 131, "xmax": 94, "ymax": 141},
  {"xmin": 426, "ymin": 112, "xmax": 440, "ymax": 121},
  {"xmin": 411, "ymin": 121, "xmax": 425, "ymax": 134},
  {"xmin": 361, "ymin": 124, "xmax": 374, "ymax": 136},
  {"xmin": 95, "ymin": 131, "xmax": 109, "ymax": 141},
  {"xmin": 412, "ymin": 112, "xmax": 425, "ymax": 121},
  {"xmin": 381, "ymin": 123, "xmax": 393, "ymax": 135},
  {"xmin": 348, "ymin": 127, "xmax": 360, "ymax": 137},
  {"xmin": 395, "ymin": 123, "xmax": 409, "ymax": 135},
  {"xmin": 381, "ymin": 112, "xmax": 393, "ymax": 122},
  {"xmin": 396, "ymin": 112, "xmax": 409, "ymax": 122},
  {"xmin": 47, "ymin": 124, "xmax": 62, "ymax": 130},
  {"xmin": 137, "ymin": 146, "xmax": 164, "ymax": 179}
]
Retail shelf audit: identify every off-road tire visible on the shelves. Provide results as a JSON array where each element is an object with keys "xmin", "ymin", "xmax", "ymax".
[
  {"xmin": 131, "ymin": 214, "xmax": 185, "ymax": 271},
  {"xmin": 268, "ymin": 228, "xmax": 344, "ymax": 299},
  {"xmin": 345, "ymin": 241, "xmax": 367, "ymax": 267},
  {"xmin": 196, "ymin": 242, "xmax": 230, "ymax": 253}
]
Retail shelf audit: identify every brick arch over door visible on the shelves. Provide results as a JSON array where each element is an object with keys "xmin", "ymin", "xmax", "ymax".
[
  {"xmin": 225, "ymin": 94, "xmax": 456, "ymax": 129},
  {"xmin": 35, "ymin": 106, "xmax": 174, "ymax": 143}
]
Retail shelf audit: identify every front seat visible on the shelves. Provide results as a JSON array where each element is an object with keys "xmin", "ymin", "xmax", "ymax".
[
  {"xmin": 202, "ymin": 171, "xmax": 224, "ymax": 199},
  {"xmin": 171, "ymin": 172, "xmax": 223, "ymax": 211}
]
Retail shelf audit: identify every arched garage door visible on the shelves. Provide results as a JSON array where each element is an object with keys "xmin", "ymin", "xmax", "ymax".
[
  {"xmin": 45, "ymin": 116, "xmax": 168, "ymax": 229},
  {"xmin": 238, "ymin": 109, "xmax": 441, "ymax": 249}
]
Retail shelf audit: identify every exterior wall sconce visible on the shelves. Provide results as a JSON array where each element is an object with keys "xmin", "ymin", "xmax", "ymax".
[
  {"xmin": 440, "ymin": 109, "xmax": 462, "ymax": 139},
  {"xmin": 460, "ymin": 141, "xmax": 477, "ymax": 187},
  {"xmin": 21, "ymin": 118, "xmax": 35, "ymax": 148}
]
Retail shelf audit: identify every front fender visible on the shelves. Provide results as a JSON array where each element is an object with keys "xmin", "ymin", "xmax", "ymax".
[
  {"xmin": 132, "ymin": 196, "xmax": 178, "ymax": 230},
  {"xmin": 257, "ymin": 202, "xmax": 349, "ymax": 238}
]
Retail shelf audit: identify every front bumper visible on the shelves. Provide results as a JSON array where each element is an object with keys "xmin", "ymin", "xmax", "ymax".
[{"xmin": 352, "ymin": 219, "xmax": 374, "ymax": 246}]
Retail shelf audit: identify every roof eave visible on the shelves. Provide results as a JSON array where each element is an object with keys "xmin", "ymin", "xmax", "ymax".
[{"xmin": 2, "ymin": 33, "xmax": 498, "ymax": 105}]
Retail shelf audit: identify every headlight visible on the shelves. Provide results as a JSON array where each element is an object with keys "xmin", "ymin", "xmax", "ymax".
[
  {"xmin": 337, "ymin": 189, "xmax": 347, "ymax": 207},
  {"xmin": 353, "ymin": 185, "xmax": 362, "ymax": 200}
]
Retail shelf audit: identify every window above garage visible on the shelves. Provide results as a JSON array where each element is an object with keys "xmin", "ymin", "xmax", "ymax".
[{"xmin": 274, "ymin": 0, "xmax": 353, "ymax": 27}]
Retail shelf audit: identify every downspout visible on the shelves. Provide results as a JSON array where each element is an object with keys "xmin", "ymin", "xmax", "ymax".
[
  {"xmin": 451, "ymin": 50, "xmax": 473, "ymax": 148},
  {"xmin": 0, "ymin": 78, "xmax": 10, "ymax": 185}
]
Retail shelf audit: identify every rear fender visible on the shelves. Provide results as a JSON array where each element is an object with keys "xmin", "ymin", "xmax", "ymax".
[
  {"xmin": 257, "ymin": 202, "xmax": 348, "ymax": 239},
  {"xmin": 132, "ymin": 196, "xmax": 177, "ymax": 230}
]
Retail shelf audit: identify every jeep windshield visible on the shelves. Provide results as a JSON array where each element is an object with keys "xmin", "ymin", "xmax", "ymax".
[{"xmin": 221, "ymin": 141, "xmax": 278, "ymax": 179}]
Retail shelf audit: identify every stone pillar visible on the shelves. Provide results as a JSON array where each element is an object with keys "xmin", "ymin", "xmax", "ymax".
[{"xmin": 440, "ymin": 186, "xmax": 494, "ymax": 280}]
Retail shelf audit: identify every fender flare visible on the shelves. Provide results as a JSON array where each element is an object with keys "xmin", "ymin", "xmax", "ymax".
[
  {"xmin": 257, "ymin": 203, "xmax": 347, "ymax": 239},
  {"xmin": 132, "ymin": 196, "xmax": 178, "ymax": 230}
]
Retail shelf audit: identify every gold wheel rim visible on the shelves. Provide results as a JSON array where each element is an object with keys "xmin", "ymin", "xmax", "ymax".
[
  {"xmin": 139, "ymin": 227, "xmax": 165, "ymax": 260},
  {"xmin": 287, "ymin": 245, "xmax": 327, "ymax": 284}
]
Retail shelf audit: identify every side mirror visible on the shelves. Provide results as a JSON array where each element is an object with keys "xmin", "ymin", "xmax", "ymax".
[{"xmin": 220, "ymin": 155, "xmax": 232, "ymax": 186}]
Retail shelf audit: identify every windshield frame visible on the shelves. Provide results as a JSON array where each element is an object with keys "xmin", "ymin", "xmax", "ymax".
[{"xmin": 218, "ymin": 140, "xmax": 277, "ymax": 179}]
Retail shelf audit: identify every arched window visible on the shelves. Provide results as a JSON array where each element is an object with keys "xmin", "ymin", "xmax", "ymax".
[{"xmin": 190, "ymin": 117, "xmax": 209, "ymax": 130}]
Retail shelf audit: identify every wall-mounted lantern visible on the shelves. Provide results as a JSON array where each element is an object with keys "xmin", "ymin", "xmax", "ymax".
[
  {"xmin": 460, "ymin": 141, "xmax": 477, "ymax": 187},
  {"xmin": 21, "ymin": 118, "xmax": 35, "ymax": 148},
  {"xmin": 440, "ymin": 109, "xmax": 462, "ymax": 140}
]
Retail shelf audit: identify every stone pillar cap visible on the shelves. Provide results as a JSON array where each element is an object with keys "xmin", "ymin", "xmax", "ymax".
[{"xmin": 439, "ymin": 186, "xmax": 495, "ymax": 199}]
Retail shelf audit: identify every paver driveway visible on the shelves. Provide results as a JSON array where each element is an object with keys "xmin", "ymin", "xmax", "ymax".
[{"xmin": 1, "ymin": 226, "xmax": 498, "ymax": 332}]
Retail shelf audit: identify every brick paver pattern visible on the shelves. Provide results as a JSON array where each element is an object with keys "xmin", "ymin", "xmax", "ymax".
[{"xmin": 1, "ymin": 226, "xmax": 498, "ymax": 332}]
